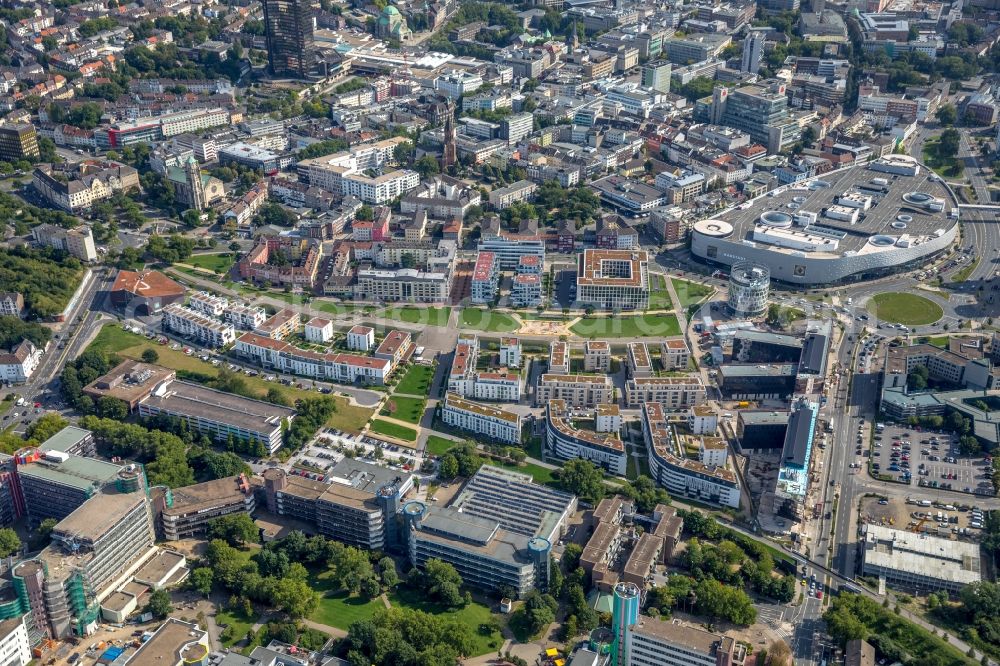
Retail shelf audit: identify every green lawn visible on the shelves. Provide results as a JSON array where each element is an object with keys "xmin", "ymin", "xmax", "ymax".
[
  {"xmin": 570, "ymin": 314, "xmax": 681, "ymax": 338},
  {"xmin": 368, "ymin": 418, "xmax": 418, "ymax": 442},
  {"xmin": 86, "ymin": 324, "xmax": 374, "ymax": 433},
  {"xmin": 671, "ymin": 278, "xmax": 714, "ymax": 309},
  {"xmin": 388, "ymin": 587, "xmax": 503, "ymax": 657},
  {"xmin": 186, "ymin": 253, "xmax": 236, "ymax": 274},
  {"xmin": 216, "ymin": 607, "xmax": 257, "ymax": 648},
  {"xmin": 389, "ymin": 306, "xmax": 451, "ymax": 327},
  {"xmin": 395, "ymin": 364, "xmax": 435, "ymax": 396},
  {"xmin": 425, "ymin": 435, "xmax": 457, "ymax": 456},
  {"xmin": 381, "ymin": 395, "xmax": 426, "ymax": 424},
  {"xmin": 866, "ymin": 293, "xmax": 943, "ymax": 326},
  {"xmin": 647, "ymin": 275, "xmax": 672, "ymax": 310},
  {"xmin": 922, "ymin": 139, "xmax": 964, "ymax": 179},
  {"xmin": 309, "ymin": 570, "xmax": 382, "ymax": 630},
  {"xmin": 459, "ymin": 308, "xmax": 520, "ymax": 332}
]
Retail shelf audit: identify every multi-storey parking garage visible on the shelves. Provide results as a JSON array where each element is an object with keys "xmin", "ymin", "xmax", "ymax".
[{"xmin": 691, "ymin": 155, "xmax": 960, "ymax": 286}]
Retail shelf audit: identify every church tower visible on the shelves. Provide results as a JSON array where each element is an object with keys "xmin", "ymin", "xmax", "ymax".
[
  {"xmin": 185, "ymin": 155, "xmax": 205, "ymax": 211},
  {"xmin": 441, "ymin": 114, "xmax": 456, "ymax": 170},
  {"xmin": 567, "ymin": 19, "xmax": 579, "ymax": 51}
]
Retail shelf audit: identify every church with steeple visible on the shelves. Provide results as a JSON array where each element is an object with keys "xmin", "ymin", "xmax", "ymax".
[{"xmin": 166, "ymin": 156, "xmax": 225, "ymax": 211}]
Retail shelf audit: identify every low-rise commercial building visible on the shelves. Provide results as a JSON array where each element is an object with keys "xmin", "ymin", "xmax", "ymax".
[{"xmin": 861, "ymin": 524, "xmax": 981, "ymax": 594}]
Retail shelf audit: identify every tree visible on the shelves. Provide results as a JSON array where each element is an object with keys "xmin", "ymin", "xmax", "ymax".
[
  {"xmin": 189, "ymin": 567, "xmax": 214, "ymax": 597},
  {"xmin": 96, "ymin": 396, "xmax": 129, "ymax": 420},
  {"xmin": 360, "ymin": 576, "xmax": 382, "ymax": 599},
  {"xmin": 907, "ymin": 365, "xmax": 929, "ymax": 391},
  {"xmin": 146, "ymin": 588, "xmax": 173, "ymax": 619},
  {"xmin": 939, "ymin": 129, "xmax": 961, "ymax": 160},
  {"xmin": 26, "ymin": 413, "xmax": 68, "ymax": 443},
  {"xmin": 559, "ymin": 459, "xmax": 606, "ymax": 503},
  {"xmin": 936, "ymin": 103, "xmax": 957, "ymax": 127},
  {"xmin": 768, "ymin": 639, "xmax": 792, "ymax": 666},
  {"xmin": 379, "ymin": 557, "xmax": 399, "ymax": 589},
  {"xmin": 142, "ymin": 348, "xmax": 160, "ymax": 364},
  {"xmin": 438, "ymin": 454, "xmax": 459, "ymax": 479},
  {"xmin": 414, "ymin": 155, "xmax": 441, "ymax": 180},
  {"xmin": 0, "ymin": 528, "xmax": 21, "ymax": 557},
  {"xmin": 207, "ymin": 513, "xmax": 259, "ymax": 546},
  {"xmin": 37, "ymin": 518, "xmax": 57, "ymax": 542},
  {"xmin": 561, "ymin": 543, "xmax": 583, "ymax": 571}
]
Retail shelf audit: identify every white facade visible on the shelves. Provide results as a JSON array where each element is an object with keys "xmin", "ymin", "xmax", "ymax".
[
  {"xmin": 225, "ymin": 304, "xmax": 267, "ymax": 330},
  {"xmin": 304, "ymin": 318, "xmax": 334, "ymax": 343},
  {"xmin": 499, "ymin": 339, "xmax": 521, "ymax": 368},
  {"xmin": 0, "ymin": 341, "xmax": 41, "ymax": 384},
  {"xmin": 347, "ymin": 326, "xmax": 375, "ymax": 351},
  {"xmin": 187, "ymin": 291, "xmax": 229, "ymax": 318},
  {"xmin": 162, "ymin": 303, "xmax": 237, "ymax": 347},
  {"xmin": 442, "ymin": 393, "xmax": 522, "ymax": 444},
  {"xmin": 0, "ymin": 614, "xmax": 31, "ymax": 666}
]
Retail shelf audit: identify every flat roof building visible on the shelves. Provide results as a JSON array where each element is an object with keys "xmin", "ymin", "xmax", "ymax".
[
  {"xmin": 861, "ymin": 524, "xmax": 981, "ymax": 593},
  {"xmin": 138, "ymin": 381, "xmax": 295, "ymax": 454},
  {"xmin": 576, "ymin": 249, "xmax": 649, "ymax": 310},
  {"xmin": 157, "ymin": 475, "xmax": 256, "ymax": 541},
  {"xmin": 123, "ymin": 618, "xmax": 209, "ymax": 665}
]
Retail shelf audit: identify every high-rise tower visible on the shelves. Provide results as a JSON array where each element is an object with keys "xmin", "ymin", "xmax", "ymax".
[
  {"xmin": 263, "ymin": 0, "xmax": 315, "ymax": 79},
  {"xmin": 741, "ymin": 31, "xmax": 765, "ymax": 75}
]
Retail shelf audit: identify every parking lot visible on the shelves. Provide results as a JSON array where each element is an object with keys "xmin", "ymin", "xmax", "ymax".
[
  {"xmin": 860, "ymin": 495, "xmax": 988, "ymax": 543},
  {"xmin": 870, "ymin": 423, "xmax": 995, "ymax": 495}
]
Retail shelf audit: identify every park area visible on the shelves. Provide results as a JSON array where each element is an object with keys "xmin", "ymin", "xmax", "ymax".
[
  {"xmin": 671, "ymin": 278, "xmax": 714, "ymax": 309},
  {"xmin": 185, "ymin": 253, "xmax": 236, "ymax": 275},
  {"xmin": 570, "ymin": 313, "xmax": 681, "ymax": 339},
  {"xmin": 380, "ymin": 395, "xmax": 426, "ymax": 424},
  {"xmin": 922, "ymin": 131, "xmax": 964, "ymax": 179},
  {"xmin": 86, "ymin": 324, "xmax": 374, "ymax": 432},
  {"xmin": 368, "ymin": 418, "xmax": 417, "ymax": 442},
  {"xmin": 866, "ymin": 293, "xmax": 943, "ymax": 326},
  {"xmin": 394, "ymin": 364, "xmax": 435, "ymax": 396},
  {"xmin": 459, "ymin": 308, "xmax": 520, "ymax": 332}
]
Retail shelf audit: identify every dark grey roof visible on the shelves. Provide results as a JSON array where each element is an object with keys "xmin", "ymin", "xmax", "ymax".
[{"xmin": 782, "ymin": 402, "xmax": 815, "ymax": 468}]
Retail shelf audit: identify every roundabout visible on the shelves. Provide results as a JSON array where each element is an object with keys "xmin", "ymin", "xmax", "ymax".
[{"xmin": 866, "ymin": 292, "xmax": 944, "ymax": 326}]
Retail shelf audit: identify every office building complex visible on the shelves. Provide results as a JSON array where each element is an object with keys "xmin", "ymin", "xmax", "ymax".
[
  {"xmin": 404, "ymin": 466, "xmax": 575, "ymax": 596},
  {"xmin": 0, "ymin": 124, "xmax": 39, "ymax": 161},
  {"xmin": 576, "ymin": 250, "xmax": 649, "ymax": 310},
  {"xmin": 156, "ymin": 475, "xmax": 256, "ymax": 541},
  {"xmin": 625, "ymin": 614, "xmax": 745, "ymax": 666},
  {"xmin": 263, "ymin": 0, "xmax": 315, "ymax": 78},
  {"xmin": 138, "ymin": 380, "xmax": 296, "ymax": 454},
  {"xmin": 695, "ymin": 82, "xmax": 801, "ymax": 153},
  {"xmin": 12, "ymin": 449, "xmax": 122, "ymax": 525},
  {"xmin": 262, "ymin": 459, "xmax": 414, "ymax": 552}
]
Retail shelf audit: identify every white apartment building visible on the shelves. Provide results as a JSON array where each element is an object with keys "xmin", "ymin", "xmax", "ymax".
[
  {"xmin": 304, "ymin": 317, "xmax": 333, "ymax": 343},
  {"xmin": 234, "ymin": 333, "xmax": 393, "ymax": 385},
  {"xmin": 584, "ymin": 340, "xmax": 611, "ymax": 372},
  {"xmin": 0, "ymin": 614, "xmax": 31, "ymax": 666},
  {"xmin": 442, "ymin": 393, "xmax": 522, "ymax": 444},
  {"xmin": 224, "ymin": 303, "xmax": 267, "ymax": 330},
  {"xmin": 0, "ymin": 340, "xmax": 41, "ymax": 384},
  {"xmin": 661, "ymin": 338, "xmax": 691, "ymax": 370},
  {"xmin": 536, "ymin": 374, "xmax": 614, "ymax": 408},
  {"xmin": 435, "ymin": 70, "xmax": 484, "ymax": 99},
  {"xmin": 32, "ymin": 224, "xmax": 98, "ymax": 262},
  {"xmin": 298, "ymin": 138, "xmax": 419, "ymax": 204},
  {"xmin": 347, "ymin": 325, "xmax": 375, "ymax": 351},
  {"xmin": 471, "ymin": 251, "xmax": 500, "ymax": 304},
  {"xmin": 488, "ymin": 180, "xmax": 537, "ymax": 209},
  {"xmin": 448, "ymin": 337, "xmax": 521, "ymax": 402},
  {"xmin": 187, "ymin": 291, "xmax": 228, "ymax": 318},
  {"xmin": 549, "ymin": 341, "xmax": 570, "ymax": 375},
  {"xmin": 499, "ymin": 337, "xmax": 521, "ymax": 368},
  {"xmin": 159, "ymin": 108, "xmax": 232, "ymax": 137},
  {"xmin": 162, "ymin": 303, "xmax": 237, "ymax": 347},
  {"xmin": 625, "ymin": 376, "xmax": 706, "ymax": 409}
]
